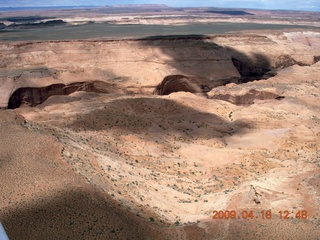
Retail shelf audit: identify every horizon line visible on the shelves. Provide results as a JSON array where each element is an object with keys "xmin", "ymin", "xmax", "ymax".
[{"xmin": 0, "ymin": 4, "xmax": 319, "ymax": 13}]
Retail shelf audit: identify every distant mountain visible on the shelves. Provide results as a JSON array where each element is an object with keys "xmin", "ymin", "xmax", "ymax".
[
  {"xmin": 0, "ymin": 16, "xmax": 52, "ymax": 22},
  {"xmin": 0, "ymin": 6, "xmax": 96, "ymax": 12},
  {"xmin": 3, "ymin": 20, "xmax": 66, "ymax": 30},
  {"xmin": 112, "ymin": 4, "xmax": 169, "ymax": 8},
  {"xmin": 204, "ymin": 10, "xmax": 254, "ymax": 15}
]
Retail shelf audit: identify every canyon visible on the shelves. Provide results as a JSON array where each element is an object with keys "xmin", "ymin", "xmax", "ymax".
[{"xmin": 0, "ymin": 7, "xmax": 320, "ymax": 239}]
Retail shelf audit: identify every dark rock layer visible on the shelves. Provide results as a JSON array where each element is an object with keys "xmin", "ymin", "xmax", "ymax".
[
  {"xmin": 153, "ymin": 75, "xmax": 211, "ymax": 96},
  {"xmin": 8, "ymin": 81, "xmax": 119, "ymax": 109}
]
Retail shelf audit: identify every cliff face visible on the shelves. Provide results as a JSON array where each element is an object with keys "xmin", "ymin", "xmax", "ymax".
[
  {"xmin": 0, "ymin": 38, "xmax": 234, "ymax": 108},
  {"xmin": 1, "ymin": 32, "xmax": 318, "ymax": 109},
  {"xmin": 7, "ymin": 81, "xmax": 123, "ymax": 109},
  {"xmin": 153, "ymin": 74, "xmax": 210, "ymax": 96}
]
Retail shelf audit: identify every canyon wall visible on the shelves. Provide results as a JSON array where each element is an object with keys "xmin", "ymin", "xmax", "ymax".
[{"xmin": 1, "ymin": 32, "xmax": 319, "ymax": 108}]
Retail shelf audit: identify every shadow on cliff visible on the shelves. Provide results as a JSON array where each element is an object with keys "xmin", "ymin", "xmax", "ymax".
[
  {"xmin": 5, "ymin": 35, "xmax": 274, "ymax": 109},
  {"xmin": 138, "ymin": 34, "xmax": 274, "ymax": 92}
]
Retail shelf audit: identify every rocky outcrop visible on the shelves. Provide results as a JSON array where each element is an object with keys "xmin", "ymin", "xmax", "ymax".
[
  {"xmin": 153, "ymin": 75, "xmax": 210, "ymax": 96},
  {"xmin": 209, "ymin": 88, "xmax": 285, "ymax": 105},
  {"xmin": 314, "ymin": 56, "xmax": 320, "ymax": 64},
  {"xmin": 275, "ymin": 54, "xmax": 308, "ymax": 69},
  {"xmin": 231, "ymin": 57, "xmax": 272, "ymax": 83},
  {"xmin": 8, "ymin": 81, "xmax": 121, "ymax": 109}
]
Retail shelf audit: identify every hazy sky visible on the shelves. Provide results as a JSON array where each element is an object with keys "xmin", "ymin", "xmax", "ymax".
[{"xmin": 0, "ymin": 0, "xmax": 319, "ymax": 11}]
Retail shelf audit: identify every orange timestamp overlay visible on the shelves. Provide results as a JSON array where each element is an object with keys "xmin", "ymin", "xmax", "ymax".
[{"xmin": 212, "ymin": 210, "xmax": 308, "ymax": 220}]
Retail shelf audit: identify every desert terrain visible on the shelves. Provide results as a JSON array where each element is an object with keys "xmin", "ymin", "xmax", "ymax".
[{"xmin": 0, "ymin": 5, "xmax": 320, "ymax": 239}]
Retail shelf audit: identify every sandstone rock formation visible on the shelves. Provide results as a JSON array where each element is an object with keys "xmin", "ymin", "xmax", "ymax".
[
  {"xmin": 153, "ymin": 74, "xmax": 210, "ymax": 96},
  {"xmin": 7, "ymin": 81, "xmax": 124, "ymax": 109},
  {"xmin": 275, "ymin": 54, "xmax": 308, "ymax": 69},
  {"xmin": 0, "ymin": 30, "xmax": 320, "ymax": 239},
  {"xmin": 1, "ymin": 32, "xmax": 319, "ymax": 109},
  {"xmin": 208, "ymin": 87, "xmax": 285, "ymax": 105},
  {"xmin": 231, "ymin": 55, "xmax": 272, "ymax": 82}
]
